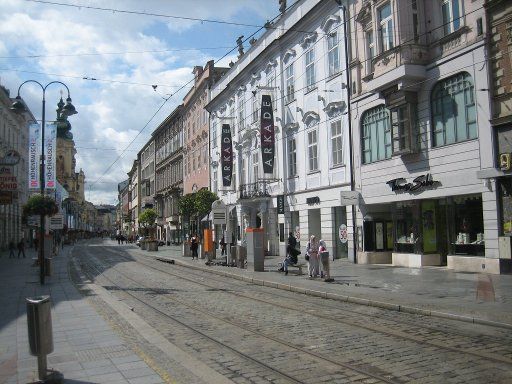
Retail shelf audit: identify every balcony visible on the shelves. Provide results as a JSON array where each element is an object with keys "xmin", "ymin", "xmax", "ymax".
[{"xmin": 239, "ymin": 181, "xmax": 271, "ymax": 199}]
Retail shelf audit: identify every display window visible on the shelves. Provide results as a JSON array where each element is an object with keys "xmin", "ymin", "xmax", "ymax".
[
  {"xmin": 499, "ymin": 177, "xmax": 512, "ymax": 236},
  {"xmin": 448, "ymin": 194, "xmax": 484, "ymax": 256}
]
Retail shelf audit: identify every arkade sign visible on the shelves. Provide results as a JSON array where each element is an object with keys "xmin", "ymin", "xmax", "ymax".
[
  {"xmin": 386, "ymin": 173, "xmax": 440, "ymax": 193},
  {"xmin": 221, "ymin": 124, "xmax": 233, "ymax": 187},
  {"xmin": 260, "ymin": 94, "xmax": 275, "ymax": 174}
]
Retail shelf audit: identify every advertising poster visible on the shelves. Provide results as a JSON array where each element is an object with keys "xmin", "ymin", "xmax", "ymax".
[
  {"xmin": 28, "ymin": 123, "xmax": 40, "ymax": 190},
  {"xmin": 44, "ymin": 123, "xmax": 57, "ymax": 189}
]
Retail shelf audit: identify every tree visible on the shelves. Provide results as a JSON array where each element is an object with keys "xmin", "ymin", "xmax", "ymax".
[
  {"xmin": 138, "ymin": 208, "xmax": 157, "ymax": 238},
  {"xmin": 178, "ymin": 193, "xmax": 196, "ymax": 231},
  {"xmin": 195, "ymin": 188, "xmax": 218, "ymax": 220}
]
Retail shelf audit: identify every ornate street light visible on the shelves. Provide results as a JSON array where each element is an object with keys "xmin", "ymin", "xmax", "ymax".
[{"xmin": 11, "ymin": 80, "xmax": 78, "ymax": 285}]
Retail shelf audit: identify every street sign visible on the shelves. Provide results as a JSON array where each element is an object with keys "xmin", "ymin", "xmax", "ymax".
[
  {"xmin": 27, "ymin": 215, "xmax": 39, "ymax": 226},
  {"xmin": 49, "ymin": 214, "xmax": 64, "ymax": 230},
  {"xmin": 340, "ymin": 191, "xmax": 360, "ymax": 206}
]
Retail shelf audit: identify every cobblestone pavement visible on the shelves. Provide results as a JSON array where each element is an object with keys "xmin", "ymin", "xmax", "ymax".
[{"xmin": 72, "ymin": 241, "xmax": 512, "ymax": 384}]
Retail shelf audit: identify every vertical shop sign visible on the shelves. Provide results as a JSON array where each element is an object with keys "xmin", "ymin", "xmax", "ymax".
[
  {"xmin": 28, "ymin": 123, "xmax": 40, "ymax": 190},
  {"xmin": 277, "ymin": 194, "xmax": 285, "ymax": 214},
  {"xmin": 260, "ymin": 94, "xmax": 275, "ymax": 174},
  {"xmin": 422, "ymin": 200, "xmax": 437, "ymax": 253},
  {"xmin": 221, "ymin": 124, "xmax": 233, "ymax": 187},
  {"xmin": 44, "ymin": 123, "xmax": 57, "ymax": 189}
]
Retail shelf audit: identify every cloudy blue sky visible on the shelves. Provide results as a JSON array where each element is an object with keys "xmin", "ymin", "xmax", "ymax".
[{"xmin": 0, "ymin": 0, "xmax": 282, "ymax": 205}]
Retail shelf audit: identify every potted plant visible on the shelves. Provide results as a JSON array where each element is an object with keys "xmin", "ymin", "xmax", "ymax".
[
  {"xmin": 23, "ymin": 195, "xmax": 59, "ymax": 218},
  {"xmin": 138, "ymin": 208, "xmax": 158, "ymax": 251}
]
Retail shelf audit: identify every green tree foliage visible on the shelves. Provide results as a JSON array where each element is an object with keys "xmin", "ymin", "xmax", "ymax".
[
  {"xmin": 178, "ymin": 193, "xmax": 196, "ymax": 219},
  {"xmin": 195, "ymin": 189, "xmax": 218, "ymax": 218},
  {"xmin": 138, "ymin": 208, "xmax": 157, "ymax": 237}
]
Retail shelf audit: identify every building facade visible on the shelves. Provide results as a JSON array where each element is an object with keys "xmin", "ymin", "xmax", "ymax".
[
  {"xmin": 183, "ymin": 61, "xmax": 228, "ymax": 196},
  {"xmin": 207, "ymin": 0, "xmax": 352, "ymax": 258},
  {"xmin": 138, "ymin": 139, "xmax": 155, "ymax": 212},
  {"xmin": 127, "ymin": 159, "xmax": 139, "ymax": 238},
  {"xmin": 0, "ymin": 85, "xmax": 31, "ymax": 248},
  {"xmin": 347, "ymin": 0, "xmax": 506, "ymax": 272},
  {"xmin": 153, "ymin": 105, "xmax": 184, "ymax": 244}
]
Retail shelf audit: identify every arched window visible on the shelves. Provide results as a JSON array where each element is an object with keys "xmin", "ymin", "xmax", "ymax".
[
  {"xmin": 431, "ymin": 72, "xmax": 477, "ymax": 147},
  {"xmin": 361, "ymin": 105, "xmax": 391, "ymax": 164}
]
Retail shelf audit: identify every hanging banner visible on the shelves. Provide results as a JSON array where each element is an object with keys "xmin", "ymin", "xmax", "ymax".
[
  {"xmin": 28, "ymin": 123, "xmax": 40, "ymax": 190},
  {"xmin": 260, "ymin": 94, "xmax": 275, "ymax": 174},
  {"xmin": 221, "ymin": 124, "xmax": 233, "ymax": 187},
  {"xmin": 44, "ymin": 123, "xmax": 57, "ymax": 189}
]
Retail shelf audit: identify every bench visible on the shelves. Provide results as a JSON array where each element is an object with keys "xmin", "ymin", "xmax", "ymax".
[{"xmin": 278, "ymin": 262, "xmax": 306, "ymax": 275}]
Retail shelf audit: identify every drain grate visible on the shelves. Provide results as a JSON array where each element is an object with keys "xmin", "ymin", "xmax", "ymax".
[{"xmin": 75, "ymin": 345, "xmax": 133, "ymax": 361}]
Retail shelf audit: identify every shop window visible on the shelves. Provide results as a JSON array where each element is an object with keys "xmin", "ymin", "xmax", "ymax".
[
  {"xmin": 499, "ymin": 178, "xmax": 512, "ymax": 235},
  {"xmin": 361, "ymin": 105, "xmax": 392, "ymax": 164},
  {"xmin": 448, "ymin": 195, "xmax": 484, "ymax": 256},
  {"xmin": 431, "ymin": 72, "xmax": 477, "ymax": 147},
  {"xmin": 363, "ymin": 220, "xmax": 393, "ymax": 252}
]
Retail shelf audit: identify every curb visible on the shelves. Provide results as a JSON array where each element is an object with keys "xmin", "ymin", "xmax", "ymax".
[{"xmin": 156, "ymin": 256, "xmax": 512, "ymax": 331}]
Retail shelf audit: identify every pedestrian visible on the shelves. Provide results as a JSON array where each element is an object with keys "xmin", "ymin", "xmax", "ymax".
[
  {"xmin": 305, "ymin": 235, "xmax": 319, "ymax": 278},
  {"xmin": 318, "ymin": 239, "xmax": 333, "ymax": 282},
  {"xmin": 190, "ymin": 233, "xmax": 199, "ymax": 260},
  {"xmin": 8, "ymin": 239, "xmax": 16, "ymax": 258},
  {"xmin": 33, "ymin": 237, "xmax": 38, "ymax": 252},
  {"xmin": 279, "ymin": 232, "xmax": 299, "ymax": 275},
  {"xmin": 17, "ymin": 238, "xmax": 26, "ymax": 258},
  {"xmin": 220, "ymin": 236, "xmax": 226, "ymax": 256}
]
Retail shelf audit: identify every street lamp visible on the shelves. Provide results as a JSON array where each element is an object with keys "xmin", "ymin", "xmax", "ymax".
[{"xmin": 11, "ymin": 80, "xmax": 77, "ymax": 285}]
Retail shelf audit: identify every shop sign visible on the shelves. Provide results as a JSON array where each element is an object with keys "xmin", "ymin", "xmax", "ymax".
[
  {"xmin": 221, "ymin": 124, "xmax": 233, "ymax": 187},
  {"xmin": 499, "ymin": 153, "xmax": 512, "ymax": 171},
  {"xmin": 386, "ymin": 173, "xmax": 439, "ymax": 193},
  {"xmin": 277, "ymin": 194, "xmax": 285, "ymax": 214},
  {"xmin": 306, "ymin": 196, "xmax": 320, "ymax": 205},
  {"xmin": 339, "ymin": 224, "xmax": 348, "ymax": 244},
  {"xmin": 0, "ymin": 167, "xmax": 17, "ymax": 191},
  {"xmin": 44, "ymin": 123, "xmax": 57, "ymax": 189},
  {"xmin": 50, "ymin": 214, "xmax": 64, "ymax": 230},
  {"xmin": 260, "ymin": 94, "xmax": 275, "ymax": 174}
]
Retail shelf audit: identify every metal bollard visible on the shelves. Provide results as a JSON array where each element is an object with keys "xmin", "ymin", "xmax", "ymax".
[{"xmin": 26, "ymin": 296, "xmax": 53, "ymax": 381}]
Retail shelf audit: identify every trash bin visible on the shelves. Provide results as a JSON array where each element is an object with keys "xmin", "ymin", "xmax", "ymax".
[
  {"xmin": 26, "ymin": 296, "xmax": 53, "ymax": 356},
  {"xmin": 44, "ymin": 258, "xmax": 52, "ymax": 276}
]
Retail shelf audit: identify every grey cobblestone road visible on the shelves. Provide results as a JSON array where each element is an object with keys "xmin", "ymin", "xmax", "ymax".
[{"xmin": 72, "ymin": 242, "xmax": 512, "ymax": 384}]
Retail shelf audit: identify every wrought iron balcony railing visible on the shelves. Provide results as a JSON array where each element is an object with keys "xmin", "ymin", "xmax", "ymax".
[{"xmin": 239, "ymin": 180, "xmax": 270, "ymax": 199}]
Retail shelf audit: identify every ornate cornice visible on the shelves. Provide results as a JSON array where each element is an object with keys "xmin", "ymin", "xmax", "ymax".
[
  {"xmin": 283, "ymin": 48, "xmax": 296, "ymax": 63},
  {"xmin": 321, "ymin": 14, "xmax": 341, "ymax": 33},
  {"xmin": 300, "ymin": 32, "xmax": 318, "ymax": 49}
]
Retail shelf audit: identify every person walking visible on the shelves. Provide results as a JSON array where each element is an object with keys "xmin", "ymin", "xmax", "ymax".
[
  {"xmin": 220, "ymin": 236, "xmax": 226, "ymax": 256},
  {"xmin": 8, "ymin": 239, "xmax": 16, "ymax": 258},
  {"xmin": 17, "ymin": 238, "xmax": 26, "ymax": 258},
  {"xmin": 318, "ymin": 239, "xmax": 333, "ymax": 282},
  {"xmin": 190, "ymin": 233, "xmax": 199, "ymax": 260},
  {"xmin": 306, "ymin": 235, "xmax": 319, "ymax": 278}
]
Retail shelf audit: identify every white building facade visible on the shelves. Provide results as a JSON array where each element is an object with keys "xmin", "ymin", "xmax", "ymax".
[
  {"xmin": 348, "ymin": 0, "xmax": 506, "ymax": 272},
  {"xmin": 207, "ymin": 0, "xmax": 353, "ymax": 259}
]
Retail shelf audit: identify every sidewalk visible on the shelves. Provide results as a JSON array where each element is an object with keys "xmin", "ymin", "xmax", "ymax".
[
  {"xmin": 0, "ymin": 245, "xmax": 165, "ymax": 384},
  {"xmin": 148, "ymin": 244, "xmax": 512, "ymax": 329}
]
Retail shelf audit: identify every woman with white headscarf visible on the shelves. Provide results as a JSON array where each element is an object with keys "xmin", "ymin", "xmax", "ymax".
[{"xmin": 306, "ymin": 235, "xmax": 319, "ymax": 278}]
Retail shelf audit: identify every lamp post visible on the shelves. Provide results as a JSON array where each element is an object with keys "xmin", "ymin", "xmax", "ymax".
[{"xmin": 11, "ymin": 80, "xmax": 77, "ymax": 285}]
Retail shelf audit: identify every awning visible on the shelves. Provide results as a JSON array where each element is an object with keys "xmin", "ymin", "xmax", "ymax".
[{"xmin": 201, "ymin": 214, "xmax": 210, "ymax": 222}]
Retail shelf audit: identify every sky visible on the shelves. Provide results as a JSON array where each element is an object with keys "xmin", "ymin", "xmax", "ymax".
[{"xmin": 0, "ymin": 0, "xmax": 282, "ymax": 205}]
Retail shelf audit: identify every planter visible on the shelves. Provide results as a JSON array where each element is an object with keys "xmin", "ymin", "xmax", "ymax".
[{"xmin": 146, "ymin": 240, "xmax": 159, "ymax": 252}]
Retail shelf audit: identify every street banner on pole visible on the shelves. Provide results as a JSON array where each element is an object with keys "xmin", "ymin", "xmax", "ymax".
[
  {"xmin": 28, "ymin": 123, "xmax": 40, "ymax": 190},
  {"xmin": 260, "ymin": 94, "xmax": 275, "ymax": 174},
  {"xmin": 221, "ymin": 124, "xmax": 233, "ymax": 187},
  {"xmin": 44, "ymin": 123, "xmax": 57, "ymax": 189}
]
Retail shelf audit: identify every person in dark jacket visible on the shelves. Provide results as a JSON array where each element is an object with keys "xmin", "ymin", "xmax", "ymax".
[
  {"xmin": 17, "ymin": 238, "xmax": 26, "ymax": 258},
  {"xmin": 279, "ymin": 232, "xmax": 299, "ymax": 275},
  {"xmin": 8, "ymin": 239, "xmax": 16, "ymax": 258},
  {"xmin": 190, "ymin": 233, "xmax": 199, "ymax": 260}
]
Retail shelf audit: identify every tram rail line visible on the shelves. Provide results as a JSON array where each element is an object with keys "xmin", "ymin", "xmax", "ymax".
[
  {"xmin": 74, "ymin": 248, "xmax": 401, "ymax": 384},
  {"xmin": 95, "ymin": 246, "xmax": 512, "ymax": 367}
]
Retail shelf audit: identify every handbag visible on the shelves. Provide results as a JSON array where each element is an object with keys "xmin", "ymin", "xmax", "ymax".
[
  {"xmin": 320, "ymin": 250, "xmax": 329, "ymax": 258},
  {"xmin": 305, "ymin": 254, "xmax": 310, "ymax": 261}
]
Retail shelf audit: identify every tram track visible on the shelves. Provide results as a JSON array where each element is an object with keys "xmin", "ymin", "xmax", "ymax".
[
  {"xmin": 99, "ymin": 246, "xmax": 512, "ymax": 367},
  {"xmin": 74, "ymin": 247, "xmax": 401, "ymax": 384}
]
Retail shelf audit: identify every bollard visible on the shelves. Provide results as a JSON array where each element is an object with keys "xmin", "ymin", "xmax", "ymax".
[
  {"xmin": 44, "ymin": 258, "xmax": 52, "ymax": 276},
  {"xmin": 26, "ymin": 296, "xmax": 53, "ymax": 381}
]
